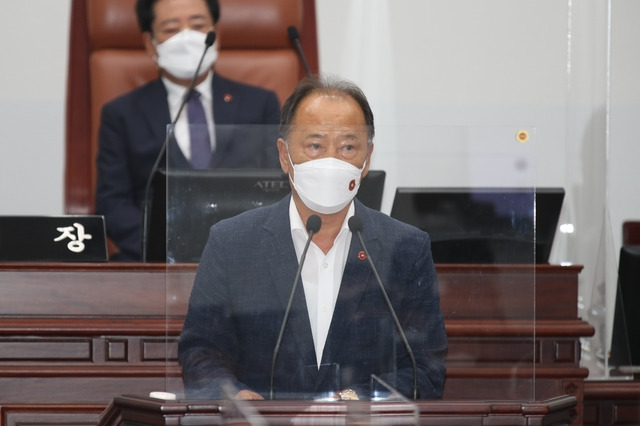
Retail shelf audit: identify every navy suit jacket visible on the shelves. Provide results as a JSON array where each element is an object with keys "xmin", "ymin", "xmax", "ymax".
[
  {"xmin": 95, "ymin": 73, "xmax": 281, "ymax": 261},
  {"xmin": 178, "ymin": 196, "xmax": 447, "ymax": 400}
]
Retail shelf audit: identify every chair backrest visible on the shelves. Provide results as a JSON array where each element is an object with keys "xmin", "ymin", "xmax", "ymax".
[
  {"xmin": 65, "ymin": 0, "xmax": 318, "ymax": 215},
  {"xmin": 623, "ymin": 221, "xmax": 640, "ymax": 245}
]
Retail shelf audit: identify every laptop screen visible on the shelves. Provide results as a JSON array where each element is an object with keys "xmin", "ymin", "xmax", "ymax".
[{"xmin": 389, "ymin": 187, "xmax": 565, "ymax": 264}]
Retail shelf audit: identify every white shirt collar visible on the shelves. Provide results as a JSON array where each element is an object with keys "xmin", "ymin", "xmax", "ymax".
[
  {"xmin": 161, "ymin": 71, "xmax": 215, "ymax": 160},
  {"xmin": 288, "ymin": 198, "xmax": 355, "ymax": 240},
  {"xmin": 162, "ymin": 70, "xmax": 213, "ymax": 119}
]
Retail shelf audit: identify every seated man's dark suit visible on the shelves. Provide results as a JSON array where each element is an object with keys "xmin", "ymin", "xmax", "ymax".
[
  {"xmin": 178, "ymin": 196, "xmax": 448, "ymax": 400},
  {"xmin": 96, "ymin": 72, "xmax": 281, "ymax": 261}
]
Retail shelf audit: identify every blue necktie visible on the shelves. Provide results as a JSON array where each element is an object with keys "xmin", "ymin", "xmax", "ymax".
[{"xmin": 187, "ymin": 91, "xmax": 211, "ymax": 169}]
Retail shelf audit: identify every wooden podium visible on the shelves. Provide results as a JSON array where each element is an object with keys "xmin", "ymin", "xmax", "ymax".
[
  {"xmin": 97, "ymin": 393, "xmax": 578, "ymax": 426},
  {"xmin": 0, "ymin": 263, "xmax": 592, "ymax": 426}
]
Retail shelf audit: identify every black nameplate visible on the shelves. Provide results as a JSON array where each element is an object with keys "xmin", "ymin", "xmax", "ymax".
[{"xmin": 0, "ymin": 216, "xmax": 108, "ymax": 262}]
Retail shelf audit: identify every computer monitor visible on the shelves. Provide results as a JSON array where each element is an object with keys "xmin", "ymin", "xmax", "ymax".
[
  {"xmin": 146, "ymin": 169, "xmax": 386, "ymax": 262},
  {"xmin": 389, "ymin": 187, "xmax": 565, "ymax": 264},
  {"xmin": 609, "ymin": 245, "xmax": 640, "ymax": 373}
]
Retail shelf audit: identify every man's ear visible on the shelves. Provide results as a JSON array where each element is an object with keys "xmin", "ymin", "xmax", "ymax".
[
  {"xmin": 277, "ymin": 138, "xmax": 290, "ymax": 174},
  {"xmin": 361, "ymin": 143, "xmax": 374, "ymax": 178},
  {"xmin": 142, "ymin": 32, "xmax": 157, "ymax": 60}
]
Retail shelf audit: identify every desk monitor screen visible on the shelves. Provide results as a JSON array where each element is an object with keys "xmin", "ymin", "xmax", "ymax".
[
  {"xmin": 147, "ymin": 169, "xmax": 386, "ymax": 262},
  {"xmin": 609, "ymin": 245, "xmax": 640, "ymax": 373},
  {"xmin": 389, "ymin": 187, "xmax": 565, "ymax": 264}
]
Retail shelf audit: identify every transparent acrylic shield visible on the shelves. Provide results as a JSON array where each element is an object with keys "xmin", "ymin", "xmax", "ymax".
[
  {"xmin": 376, "ymin": 124, "xmax": 539, "ymax": 402},
  {"xmin": 162, "ymin": 124, "xmax": 539, "ymax": 408}
]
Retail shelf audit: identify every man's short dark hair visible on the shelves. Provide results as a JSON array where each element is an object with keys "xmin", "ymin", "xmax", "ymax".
[
  {"xmin": 135, "ymin": 0, "xmax": 221, "ymax": 34},
  {"xmin": 280, "ymin": 76, "xmax": 375, "ymax": 143}
]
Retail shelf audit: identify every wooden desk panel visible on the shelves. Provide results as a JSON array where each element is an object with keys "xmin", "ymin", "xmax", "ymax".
[
  {"xmin": 0, "ymin": 263, "xmax": 583, "ymax": 318},
  {"xmin": 583, "ymin": 380, "xmax": 640, "ymax": 425},
  {"xmin": 0, "ymin": 263, "xmax": 591, "ymax": 426},
  {"xmin": 438, "ymin": 264, "xmax": 582, "ymax": 320}
]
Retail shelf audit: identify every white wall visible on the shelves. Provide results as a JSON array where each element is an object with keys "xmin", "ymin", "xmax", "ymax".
[
  {"xmin": 0, "ymin": 1, "xmax": 70, "ymax": 215},
  {"xmin": 609, "ymin": 0, "xmax": 640, "ymax": 288},
  {"xmin": 0, "ymin": 0, "xmax": 638, "ymax": 377}
]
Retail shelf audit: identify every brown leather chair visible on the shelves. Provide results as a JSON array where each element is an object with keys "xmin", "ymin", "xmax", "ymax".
[
  {"xmin": 623, "ymin": 221, "xmax": 640, "ymax": 245},
  {"xmin": 64, "ymin": 0, "xmax": 318, "ymax": 217}
]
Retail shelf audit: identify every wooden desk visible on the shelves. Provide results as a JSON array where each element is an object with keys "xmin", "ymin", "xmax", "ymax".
[
  {"xmin": 0, "ymin": 263, "xmax": 592, "ymax": 426},
  {"xmin": 97, "ymin": 393, "xmax": 578, "ymax": 426},
  {"xmin": 583, "ymin": 379, "xmax": 640, "ymax": 425}
]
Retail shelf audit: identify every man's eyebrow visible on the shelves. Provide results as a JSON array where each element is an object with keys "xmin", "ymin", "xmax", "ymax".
[
  {"xmin": 157, "ymin": 14, "xmax": 209, "ymax": 27},
  {"xmin": 157, "ymin": 17, "xmax": 180, "ymax": 28},
  {"xmin": 304, "ymin": 132, "xmax": 325, "ymax": 139}
]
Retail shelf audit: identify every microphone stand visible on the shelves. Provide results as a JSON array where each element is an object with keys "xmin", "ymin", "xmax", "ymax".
[
  {"xmin": 348, "ymin": 216, "xmax": 420, "ymax": 400},
  {"xmin": 287, "ymin": 26, "xmax": 312, "ymax": 78},
  {"xmin": 269, "ymin": 215, "xmax": 322, "ymax": 399}
]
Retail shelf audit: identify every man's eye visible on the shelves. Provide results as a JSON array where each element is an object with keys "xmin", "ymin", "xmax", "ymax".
[{"xmin": 161, "ymin": 28, "xmax": 179, "ymax": 37}]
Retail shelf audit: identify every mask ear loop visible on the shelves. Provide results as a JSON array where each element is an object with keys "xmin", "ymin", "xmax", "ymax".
[
  {"xmin": 149, "ymin": 36, "xmax": 159, "ymax": 65},
  {"xmin": 360, "ymin": 157, "xmax": 368, "ymax": 173},
  {"xmin": 285, "ymin": 143, "xmax": 297, "ymax": 188},
  {"xmin": 361, "ymin": 140, "xmax": 374, "ymax": 172},
  {"xmin": 286, "ymin": 142, "xmax": 295, "ymax": 168}
]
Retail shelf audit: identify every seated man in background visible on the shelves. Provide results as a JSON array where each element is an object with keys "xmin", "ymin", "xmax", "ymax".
[
  {"xmin": 178, "ymin": 76, "xmax": 447, "ymax": 400},
  {"xmin": 96, "ymin": 0, "xmax": 281, "ymax": 261}
]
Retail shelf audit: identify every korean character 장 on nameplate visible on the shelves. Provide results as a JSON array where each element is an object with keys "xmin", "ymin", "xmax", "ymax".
[{"xmin": 0, "ymin": 216, "xmax": 107, "ymax": 261}]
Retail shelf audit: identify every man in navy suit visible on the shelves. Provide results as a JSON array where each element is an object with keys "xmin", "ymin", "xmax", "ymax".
[
  {"xmin": 95, "ymin": 0, "xmax": 281, "ymax": 261},
  {"xmin": 178, "ymin": 76, "xmax": 447, "ymax": 401}
]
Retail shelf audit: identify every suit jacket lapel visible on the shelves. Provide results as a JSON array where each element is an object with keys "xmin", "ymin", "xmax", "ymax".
[
  {"xmin": 140, "ymin": 80, "xmax": 172, "ymax": 149},
  {"xmin": 138, "ymin": 80, "xmax": 191, "ymax": 168},
  {"xmin": 262, "ymin": 197, "xmax": 317, "ymax": 368},
  {"xmin": 210, "ymin": 73, "xmax": 237, "ymax": 167}
]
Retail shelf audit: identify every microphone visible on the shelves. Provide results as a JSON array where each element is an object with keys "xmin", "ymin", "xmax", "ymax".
[
  {"xmin": 269, "ymin": 214, "xmax": 322, "ymax": 399},
  {"xmin": 347, "ymin": 216, "xmax": 420, "ymax": 400},
  {"xmin": 141, "ymin": 31, "xmax": 217, "ymax": 262},
  {"xmin": 287, "ymin": 26, "xmax": 312, "ymax": 78}
]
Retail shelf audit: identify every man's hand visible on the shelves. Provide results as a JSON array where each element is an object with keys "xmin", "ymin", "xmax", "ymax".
[{"xmin": 235, "ymin": 390, "xmax": 265, "ymax": 400}]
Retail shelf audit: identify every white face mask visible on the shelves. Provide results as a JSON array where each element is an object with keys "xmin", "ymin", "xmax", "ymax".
[
  {"xmin": 154, "ymin": 29, "xmax": 218, "ymax": 80},
  {"xmin": 288, "ymin": 152, "xmax": 367, "ymax": 215}
]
